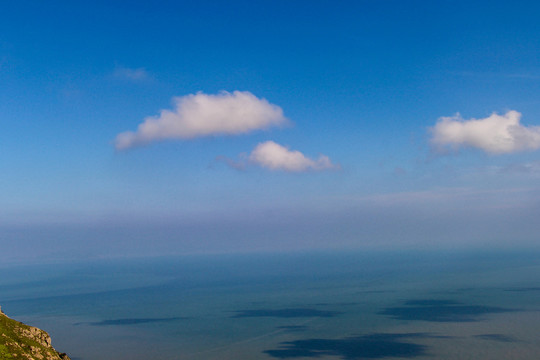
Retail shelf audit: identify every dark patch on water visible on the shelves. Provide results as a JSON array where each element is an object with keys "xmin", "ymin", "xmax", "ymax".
[
  {"xmin": 380, "ymin": 299, "xmax": 512, "ymax": 322},
  {"xmin": 473, "ymin": 334, "xmax": 516, "ymax": 342},
  {"xmin": 232, "ymin": 308, "xmax": 340, "ymax": 318},
  {"xmin": 249, "ymin": 301, "xmax": 268, "ymax": 305},
  {"xmin": 75, "ymin": 317, "xmax": 187, "ymax": 326},
  {"xmin": 358, "ymin": 290, "xmax": 396, "ymax": 294},
  {"xmin": 313, "ymin": 302, "xmax": 356, "ymax": 306},
  {"xmin": 277, "ymin": 325, "xmax": 308, "ymax": 332},
  {"xmin": 404, "ymin": 300, "xmax": 461, "ymax": 306},
  {"xmin": 456, "ymin": 287, "xmax": 476, "ymax": 292},
  {"xmin": 264, "ymin": 333, "xmax": 429, "ymax": 359},
  {"xmin": 504, "ymin": 287, "xmax": 540, "ymax": 292}
]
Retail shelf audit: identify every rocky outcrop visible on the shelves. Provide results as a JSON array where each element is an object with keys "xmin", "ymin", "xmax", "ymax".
[{"xmin": 0, "ymin": 306, "xmax": 70, "ymax": 360}]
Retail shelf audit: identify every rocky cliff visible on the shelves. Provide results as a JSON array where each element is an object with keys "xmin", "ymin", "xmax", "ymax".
[{"xmin": 0, "ymin": 306, "xmax": 70, "ymax": 360}]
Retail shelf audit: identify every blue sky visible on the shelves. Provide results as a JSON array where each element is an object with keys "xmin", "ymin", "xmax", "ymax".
[{"xmin": 1, "ymin": 0, "xmax": 540, "ymax": 262}]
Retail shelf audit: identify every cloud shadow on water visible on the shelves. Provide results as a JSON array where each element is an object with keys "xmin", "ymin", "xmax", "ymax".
[
  {"xmin": 277, "ymin": 325, "xmax": 308, "ymax": 332},
  {"xmin": 403, "ymin": 300, "xmax": 460, "ymax": 306},
  {"xmin": 473, "ymin": 334, "xmax": 516, "ymax": 342},
  {"xmin": 264, "ymin": 333, "xmax": 431, "ymax": 359},
  {"xmin": 380, "ymin": 299, "xmax": 513, "ymax": 322},
  {"xmin": 75, "ymin": 317, "xmax": 188, "ymax": 326},
  {"xmin": 313, "ymin": 302, "xmax": 357, "ymax": 307},
  {"xmin": 504, "ymin": 287, "xmax": 540, "ymax": 292},
  {"xmin": 232, "ymin": 308, "xmax": 340, "ymax": 318}
]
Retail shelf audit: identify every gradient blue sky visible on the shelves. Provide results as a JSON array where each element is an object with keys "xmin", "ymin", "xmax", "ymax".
[{"xmin": 1, "ymin": 0, "xmax": 540, "ymax": 262}]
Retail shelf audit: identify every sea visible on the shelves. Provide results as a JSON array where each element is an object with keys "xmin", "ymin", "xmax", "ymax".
[{"xmin": 1, "ymin": 249, "xmax": 540, "ymax": 360}]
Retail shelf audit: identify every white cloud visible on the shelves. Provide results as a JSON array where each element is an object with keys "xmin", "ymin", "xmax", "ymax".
[
  {"xmin": 248, "ymin": 141, "xmax": 337, "ymax": 172},
  {"xmin": 215, "ymin": 155, "xmax": 246, "ymax": 171},
  {"xmin": 115, "ymin": 91, "xmax": 288, "ymax": 150},
  {"xmin": 500, "ymin": 161, "xmax": 540, "ymax": 175},
  {"xmin": 430, "ymin": 110, "xmax": 540, "ymax": 154},
  {"xmin": 113, "ymin": 66, "xmax": 151, "ymax": 81}
]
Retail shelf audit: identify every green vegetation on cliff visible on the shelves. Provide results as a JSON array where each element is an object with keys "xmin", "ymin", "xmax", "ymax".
[{"xmin": 0, "ymin": 307, "xmax": 70, "ymax": 360}]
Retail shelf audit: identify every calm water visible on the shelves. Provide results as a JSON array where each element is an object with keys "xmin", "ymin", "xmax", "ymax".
[{"xmin": 1, "ymin": 250, "xmax": 540, "ymax": 360}]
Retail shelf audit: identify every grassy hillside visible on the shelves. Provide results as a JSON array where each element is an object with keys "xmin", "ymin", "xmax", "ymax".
[{"xmin": 0, "ymin": 307, "xmax": 70, "ymax": 360}]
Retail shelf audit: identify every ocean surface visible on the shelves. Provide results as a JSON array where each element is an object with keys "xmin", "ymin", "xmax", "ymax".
[{"xmin": 1, "ymin": 250, "xmax": 540, "ymax": 360}]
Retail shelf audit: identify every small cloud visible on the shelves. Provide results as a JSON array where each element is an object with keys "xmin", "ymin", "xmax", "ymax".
[
  {"xmin": 115, "ymin": 91, "xmax": 288, "ymax": 150},
  {"xmin": 394, "ymin": 167, "xmax": 407, "ymax": 176},
  {"xmin": 248, "ymin": 141, "xmax": 337, "ymax": 172},
  {"xmin": 215, "ymin": 155, "xmax": 246, "ymax": 171},
  {"xmin": 500, "ymin": 161, "xmax": 540, "ymax": 175},
  {"xmin": 430, "ymin": 110, "xmax": 540, "ymax": 154},
  {"xmin": 113, "ymin": 66, "xmax": 151, "ymax": 81}
]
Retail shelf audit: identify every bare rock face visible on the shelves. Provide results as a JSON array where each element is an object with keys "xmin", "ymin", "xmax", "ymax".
[
  {"xmin": 17, "ymin": 326, "xmax": 52, "ymax": 348},
  {"xmin": 0, "ymin": 307, "xmax": 71, "ymax": 360}
]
